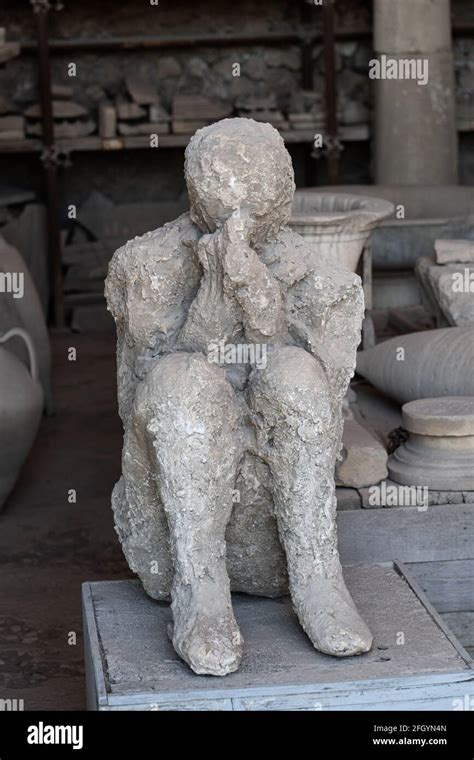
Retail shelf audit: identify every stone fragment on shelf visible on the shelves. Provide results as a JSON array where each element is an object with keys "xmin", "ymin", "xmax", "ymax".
[
  {"xmin": 172, "ymin": 95, "xmax": 232, "ymax": 120},
  {"xmin": 434, "ymin": 239, "xmax": 474, "ymax": 264},
  {"xmin": 126, "ymin": 73, "xmax": 159, "ymax": 105},
  {"xmin": 99, "ymin": 104, "xmax": 116, "ymax": 139},
  {"xmin": 25, "ymin": 100, "xmax": 88, "ymax": 119},
  {"xmin": 116, "ymin": 102, "xmax": 147, "ymax": 121}
]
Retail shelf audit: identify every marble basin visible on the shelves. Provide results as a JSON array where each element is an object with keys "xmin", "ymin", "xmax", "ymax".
[{"xmin": 290, "ymin": 192, "xmax": 394, "ymax": 272}]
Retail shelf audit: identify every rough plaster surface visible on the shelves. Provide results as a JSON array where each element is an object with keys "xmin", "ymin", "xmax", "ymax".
[{"xmin": 105, "ymin": 117, "xmax": 371, "ymax": 675}]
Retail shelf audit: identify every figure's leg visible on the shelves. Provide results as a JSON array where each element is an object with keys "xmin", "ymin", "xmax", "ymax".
[
  {"xmin": 134, "ymin": 352, "xmax": 243, "ymax": 675},
  {"xmin": 248, "ymin": 346, "xmax": 372, "ymax": 656}
]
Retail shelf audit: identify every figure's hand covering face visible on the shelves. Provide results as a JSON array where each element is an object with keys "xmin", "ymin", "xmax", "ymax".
[{"xmin": 184, "ymin": 118, "xmax": 295, "ymax": 248}]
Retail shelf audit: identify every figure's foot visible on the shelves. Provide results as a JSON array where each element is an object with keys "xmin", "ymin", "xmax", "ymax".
[
  {"xmin": 170, "ymin": 579, "xmax": 243, "ymax": 676},
  {"xmin": 293, "ymin": 573, "xmax": 373, "ymax": 657}
]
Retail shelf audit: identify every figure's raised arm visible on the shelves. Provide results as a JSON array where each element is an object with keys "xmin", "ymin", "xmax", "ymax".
[{"xmin": 286, "ymin": 263, "xmax": 364, "ymax": 401}]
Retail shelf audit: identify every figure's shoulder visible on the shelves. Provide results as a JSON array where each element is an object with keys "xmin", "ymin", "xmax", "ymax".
[
  {"xmin": 108, "ymin": 212, "xmax": 200, "ymax": 281},
  {"xmin": 261, "ymin": 226, "xmax": 361, "ymax": 294}
]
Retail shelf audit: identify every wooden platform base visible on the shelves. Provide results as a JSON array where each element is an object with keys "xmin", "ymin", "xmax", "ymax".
[{"xmin": 82, "ymin": 562, "xmax": 473, "ymax": 711}]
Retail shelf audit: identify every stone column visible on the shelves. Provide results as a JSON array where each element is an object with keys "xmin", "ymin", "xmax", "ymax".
[{"xmin": 373, "ymin": 0, "xmax": 458, "ymax": 185}]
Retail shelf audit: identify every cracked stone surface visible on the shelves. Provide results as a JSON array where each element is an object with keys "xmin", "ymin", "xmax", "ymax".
[{"xmin": 105, "ymin": 117, "xmax": 372, "ymax": 675}]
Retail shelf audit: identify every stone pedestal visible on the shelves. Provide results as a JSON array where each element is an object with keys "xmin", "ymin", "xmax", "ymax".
[
  {"xmin": 416, "ymin": 256, "xmax": 474, "ymax": 327},
  {"xmin": 373, "ymin": 0, "xmax": 458, "ymax": 185},
  {"xmin": 388, "ymin": 397, "xmax": 474, "ymax": 490},
  {"xmin": 82, "ymin": 563, "xmax": 473, "ymax": 711}
]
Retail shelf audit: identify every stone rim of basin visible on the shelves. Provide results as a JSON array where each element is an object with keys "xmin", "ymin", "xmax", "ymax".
[
  {"xmin": 402, "ymin": 396, "xmax": 474, "ymax": 437},
  {"xmin": 290, "ymin": 192, "xmax": 394, "ymax": 230}
]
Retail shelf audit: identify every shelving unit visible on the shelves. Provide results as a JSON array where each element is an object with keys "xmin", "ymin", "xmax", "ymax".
[
  {"xmin": 0, "ymin": 124, "xmax": 370, "ymax": 156},
  {"xmin": 6, "ymin": 2, "xmax": 473, "ymax": 325}
]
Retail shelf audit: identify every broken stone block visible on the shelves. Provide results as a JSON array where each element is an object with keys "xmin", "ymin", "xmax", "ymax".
[
  {"xmin": 416, "ymin": 256, "xmax": 474, "ymax": 326},
  {"xmin": 435, "ymin": 239, "xmax": 474, "ymax": 264},
  {"xmin": 116, "ymin": 103, "xmax": 146, "ymax": 121},
  {"xmin": 125, "ymin": 73, "xmax": 159, "ymax": 105},
  {"xmin": 356, "ymin": 327, "xmax": 474, "ymax": 404},
  {"xmin": 25, "ymin": 101, "xmax": 88, "ymax": 119},
  {"xmin": 336, "ymin": 418, "xmax": 388, "ymax": 488},
  {"xmin": 389, "ymin": 397, "xmax": 474, "ymax": 491}
]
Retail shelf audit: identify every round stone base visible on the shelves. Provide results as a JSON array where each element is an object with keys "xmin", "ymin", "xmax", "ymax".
[{"xmin": 388, "ymin": 397, "xmax": 474, "ymax": 490}]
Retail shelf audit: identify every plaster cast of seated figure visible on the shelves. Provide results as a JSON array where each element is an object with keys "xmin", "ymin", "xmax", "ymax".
[{"xmin": 105, "ymin": 118, "xmax": 372, "ymax": 676}]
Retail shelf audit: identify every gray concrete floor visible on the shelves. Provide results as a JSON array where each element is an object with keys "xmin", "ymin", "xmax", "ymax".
[{"xmin": 0, "ymin": 333, "xmax": 132, "ymax": 710}]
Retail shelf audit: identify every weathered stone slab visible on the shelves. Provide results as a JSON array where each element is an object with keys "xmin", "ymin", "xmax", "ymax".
[
  {"xmin": 416, "ymin": 256, "xmax": 474, "ymax": 327},
  {"xmin": 336, "ymin": 419, "xmax": 388, "ymax": 488},
  {"xmin": 82, "ymin": 565, "xmax": 473, "ymax": 710},
  {"xmin": 125, "ymin": 74, "xmax": 159, "ymax": 105},
  {"xmin": 435, "ymin": 239, "xmax": 474, "ymax": 264}
]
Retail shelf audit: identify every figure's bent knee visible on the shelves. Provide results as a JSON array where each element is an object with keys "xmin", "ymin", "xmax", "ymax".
[
  {"xmin": 249, "ymin": 346, "xmax": 332, "ymax": 418},
  {"xmin": 134, "ymin": 351, "xmax": 238, "ymax": 435}
]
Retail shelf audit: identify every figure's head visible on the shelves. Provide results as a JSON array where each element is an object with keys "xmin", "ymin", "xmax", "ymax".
[{"xmin": 185, "ymin": 118, "xmax": 295, "ymax": 247}]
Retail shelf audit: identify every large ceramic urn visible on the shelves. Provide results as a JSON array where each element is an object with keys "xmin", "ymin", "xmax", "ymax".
[
  {"xmin": 0, "ymin": 329, "xmax": 43, "ymax": 510},
  {"xmin": 290, "ymin": 192, "xmax": 394, "ymax": 272}
]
